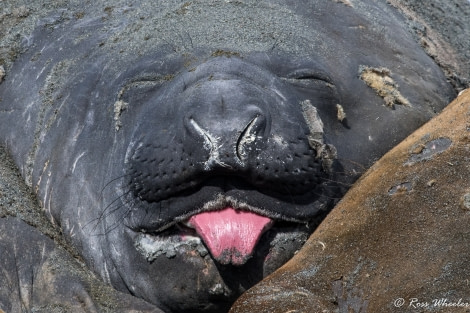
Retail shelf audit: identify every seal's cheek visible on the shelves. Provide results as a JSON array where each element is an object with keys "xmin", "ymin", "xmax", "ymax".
[{"xmin": 106, "ymin": 226, "xmax": 237, "ymax": 312}]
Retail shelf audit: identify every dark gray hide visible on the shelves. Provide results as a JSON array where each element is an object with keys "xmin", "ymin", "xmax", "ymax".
[
  {"xmin": 0, "ymin": 217, "xmax": 162, "ymax": 313},
  {"xmin": 0, "ymin": 1, "xmax": 456, "ymax": 312}
]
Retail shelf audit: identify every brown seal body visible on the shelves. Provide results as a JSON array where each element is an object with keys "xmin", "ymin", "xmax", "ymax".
[{"xmin": 230, "ymin": 89, "xmax": 470, "ymax": 312}]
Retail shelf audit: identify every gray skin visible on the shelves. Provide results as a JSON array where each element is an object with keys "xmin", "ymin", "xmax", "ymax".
[{"xmin": 0, "ymin": 1, "xmax": 456, "ymax": 312}]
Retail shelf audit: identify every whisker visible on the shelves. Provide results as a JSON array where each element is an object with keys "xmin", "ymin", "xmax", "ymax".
[
  {"xmin": 335, "ymin": 158, "xmax": 368, "ymax": 172},
  {"xmin": 98, "ymin": 173, "xmax": 131, "ymax": 200},
  {"xmin": 83, "ymin": 189, "xmax": 133, "ymax": 233},
  {"xmin": 318, "ymin": 176, "xmax": 354, "ymax": 187},
  {"xmin": 101, "ymin": 206, "xmax": 133, "ymax": 235}
]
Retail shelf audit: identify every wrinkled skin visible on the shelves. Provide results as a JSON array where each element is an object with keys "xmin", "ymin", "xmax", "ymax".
[{"xmin": 0, "ymin": 1, "xmax": 455, "ymax": 312}]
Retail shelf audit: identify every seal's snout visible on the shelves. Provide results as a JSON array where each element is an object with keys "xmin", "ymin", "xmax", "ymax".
[
  {"xmin": 184, "ymin": 105, "xmax": 269, "ymax": 168},
  {"xmin": 126, "ymin": 57, "xmax": 334, "ymax": 233},
  {"xmin": 182, "ymin": 78, "xmax": 272, "ymax": 169}
]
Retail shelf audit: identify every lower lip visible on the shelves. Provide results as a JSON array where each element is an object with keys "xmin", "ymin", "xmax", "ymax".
[{"xmin": 134, "ymin": 225, "xmax": 209, "ymax": 262}]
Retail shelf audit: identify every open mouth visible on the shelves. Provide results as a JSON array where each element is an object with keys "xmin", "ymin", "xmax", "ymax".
[
  {"xmin": 125, "ymin": 137, "xmax": 335, "ymax": 266},
  {"xmin": 133, "ymin": 205, "xmax": 315, "ymax": 269},
  {"xmin": 182, "ymin": 207, "xmax": 274, "ymax": 265},
  {"xmin": 133, "ymin": 199, "xmax": 279, "ymax": 266}
]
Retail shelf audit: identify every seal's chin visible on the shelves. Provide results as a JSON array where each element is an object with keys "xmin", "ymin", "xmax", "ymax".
[
  {"xmin": 134, "ymin": 206, "xmax": 275, "ymax": 266},
  {"xmin": 119, "ymin": 195, "xmax": 311, "ymax": 312}
]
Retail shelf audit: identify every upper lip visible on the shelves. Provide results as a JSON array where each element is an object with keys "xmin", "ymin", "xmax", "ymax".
[
  {"xmin": 130, "ymin": 194, "xmax": 287, "ymax": 234},
  {"xmin": 122, "ymin": 173, "xmax": 330, "ymax": 234}
]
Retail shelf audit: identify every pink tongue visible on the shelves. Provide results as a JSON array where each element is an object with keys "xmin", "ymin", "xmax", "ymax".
[{"xmin": 188, "ymin": 207, "xmax": 273, "ymax": 266}]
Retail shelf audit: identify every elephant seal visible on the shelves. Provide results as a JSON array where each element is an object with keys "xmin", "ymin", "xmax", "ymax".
[
  {"xmin": 0, "ymin": 0, "xmax": 457, "ymax": 312},
  {"xmin": 230, "ymin": 88, "xmax": 470, "ymax": 313}
]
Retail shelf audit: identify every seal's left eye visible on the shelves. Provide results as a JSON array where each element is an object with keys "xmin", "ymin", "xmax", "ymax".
[
  {"xmin": 286, "ymin": 69, "xmax": 333, "ymax": 84},
  {"xmin": 282, "ymin": 69, "xmax": 334, "ymax": 89}
]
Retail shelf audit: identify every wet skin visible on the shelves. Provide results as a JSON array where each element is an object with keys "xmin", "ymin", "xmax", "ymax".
[{"xmin": 0, "ymin": 1, "xmax": 455, "ymax": 312}]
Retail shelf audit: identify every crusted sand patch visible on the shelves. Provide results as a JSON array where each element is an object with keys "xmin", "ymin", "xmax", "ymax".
[{"xmin": 360, "ymin": 66, "xmax": 410, "ymax": 108}]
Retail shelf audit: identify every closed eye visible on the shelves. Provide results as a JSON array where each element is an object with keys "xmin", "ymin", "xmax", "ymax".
[
  {"xmin": 279, "ymin": 68, "xmax": 341, "ymax": 118},
  {"xmin": 287, "ymin": 69, "xmax": 333, "ymax": 83},
  {"xmin": 281, "ymin": 69, "xmax": 334, "ymax": 88},
  {"xmin": 118, "ymin": 74, "xmax": 175, "ymax": 104}
]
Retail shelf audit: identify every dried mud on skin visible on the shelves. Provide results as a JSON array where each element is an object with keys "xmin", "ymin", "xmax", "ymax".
[
  {"xmin": 230, "ymin": 89, "xmax": 470, "ymax": 313},
  {"xmin": 359, "ymin": 66, "xmax": 410, "ymax": 108}
]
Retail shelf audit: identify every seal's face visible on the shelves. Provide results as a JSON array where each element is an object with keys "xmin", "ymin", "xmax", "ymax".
[
  {"xmin": 106, "ymin": 53, "xmax": 339, "ymax": 311},
  {"xmin": 125, "ymin": 55, "xmax": 337, "ymax": 231}
]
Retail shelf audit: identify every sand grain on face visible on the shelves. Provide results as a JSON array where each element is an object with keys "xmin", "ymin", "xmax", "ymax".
[{"xmin": 461, "ymin": 192, "xmax": 470, "ymax": 210}]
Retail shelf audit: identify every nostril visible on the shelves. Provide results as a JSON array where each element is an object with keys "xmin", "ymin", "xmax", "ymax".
[
  {"xmin": 236, "ymin": 114, "xmax": 266, "ymax": 161},
  {"xmin": 183, "ymin": 101, "xmax": 271, "ymax": 170}
]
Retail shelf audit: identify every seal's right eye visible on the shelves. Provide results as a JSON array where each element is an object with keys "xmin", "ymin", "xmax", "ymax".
[{"xmin": 118, "ymin": 74, "xmax": 175, "ymax": 104}]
